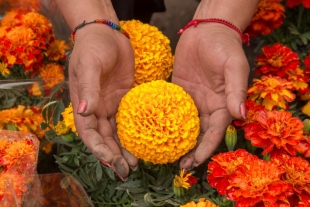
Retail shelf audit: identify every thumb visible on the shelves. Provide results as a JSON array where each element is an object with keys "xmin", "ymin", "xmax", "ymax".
[
  {"xmin": 70, "ymin": 59, "xmax": 101, "ymax": 116},
  {"xmin": 225, "ymin": 52, "xmax": 249, "ymax": 120}
]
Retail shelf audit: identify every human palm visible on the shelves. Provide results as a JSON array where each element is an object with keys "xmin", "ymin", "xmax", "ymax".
[
  {"xmin": 172, "ymin": 24, "xmax": 250, "ymax": 170},
  {"xmin": 68, "ymin": 25, "xmax": 137, "ymax": 179}
]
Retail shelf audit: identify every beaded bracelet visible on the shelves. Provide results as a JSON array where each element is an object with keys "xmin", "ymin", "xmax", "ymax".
[
  {"xmin": 178, "ymin": 18, "xmax": 250, "ymax": 46},
  {"xmin": 70, "ymin": 19, "xmax": 130, "ymax": 45}
]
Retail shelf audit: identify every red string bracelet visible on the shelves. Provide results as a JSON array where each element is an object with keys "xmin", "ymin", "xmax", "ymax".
[
  {"xmin": 178, "ymin": 18, "xmax": 250, "ymax": 46},
  {"xmin": 70, "ymin": 19, "xmax": 130, "ymax": 45}
]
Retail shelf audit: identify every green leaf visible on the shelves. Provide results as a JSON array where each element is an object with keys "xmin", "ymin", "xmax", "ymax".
[
  {"xmin": 52, "ymin": 100, "xmax": 65, "ymax": 126},
  {"xmin": 117, "ymin": 180, "xmax": 142, "ymax": 189},
  {"xmin": 49, "ymin": 81, "xmax": 64, "ymax": 98},
  {"xmin": 105, "ymin": 167, "xmax": 116, "ymax": 181},
  {"xmin": 96, "ymin": 162, "xmax": 103, "ymax": 182},
  {"xmin": 42, "ymin": 100, "xmax": 58, "ymax": 122},
  {"xmin": 40, "ymin": 122, "xmax": 49, "ymax": 130},
  {"xmin": 86, "ymin": 155, "xmax": 98, "ymax": 163},
  {"xmin": 44, "ymin": 129, "xmax": 56, "ymax": 140}
]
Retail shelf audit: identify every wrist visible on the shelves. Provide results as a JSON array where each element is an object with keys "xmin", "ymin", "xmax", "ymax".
[
  {"xmin": 194, "ymin": 0, "xmax": 260, "ymax": 32},
  {"xmin": 55, "ymin": 0, "xmax": 119, "ymax": 30}
]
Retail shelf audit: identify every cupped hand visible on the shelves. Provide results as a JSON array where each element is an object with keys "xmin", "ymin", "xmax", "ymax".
[
  {"xmin": 172, "ymin": 24, "xmax": 249, "ymax": 170},
  {"xmin": 68, "ymin": 24, "xmax": 138, "ymax": 180}
]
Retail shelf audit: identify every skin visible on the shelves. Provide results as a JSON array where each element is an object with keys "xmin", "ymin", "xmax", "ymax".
[{"xmin": 55, "ymin": 0, "xmax": 260, "ymax": 179}]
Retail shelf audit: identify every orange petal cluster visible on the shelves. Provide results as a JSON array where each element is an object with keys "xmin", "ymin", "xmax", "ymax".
[
  {"xmin": 245, "ymin": 0, "xmax": 285, "ymax": 37},
  {"xmin": 233, "ymin": 100, "xmax": 265, "ymax": 127},
  {"xmin": 247, "ymin": 75, "xmax": 295, "ymax": 110},
  {"xmin": 255, "ymin": 43, "xmax": 300, "ymax": 77},
  {"xmin": 243, "ymin": 110, "xmax": 308, "ymax": 157}
]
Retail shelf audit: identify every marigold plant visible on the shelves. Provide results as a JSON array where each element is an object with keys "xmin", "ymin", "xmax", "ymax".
[
  {"xmin": 120, "ymin": 20, "xmax": 173, "ymax": 86},
  {"xmin": 180, "ymin": 198, "xmax": 218, "ymax": 207},
  {"xmin": 116, "ymin": 80, "xmax": 199, "ymax": 164}
]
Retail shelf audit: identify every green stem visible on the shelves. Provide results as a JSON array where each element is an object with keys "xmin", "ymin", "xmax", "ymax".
[{"xmin": 298, "ymin": 5, "xmax": 305, "ymax": 29}]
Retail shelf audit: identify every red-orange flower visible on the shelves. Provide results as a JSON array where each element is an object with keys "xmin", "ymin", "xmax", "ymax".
[
  {"xmin": 245, "ymin": 0, "xmax": 285, "ymax": 37},
  {"xmin": 286, "ymin": 0, "xmax": 310, "ymax": 8},
  {"xmin": 247, "ymin": 75, "xmax": 295, "ymax": 110},
  {"xmin": 233, "ymin": 100, "xmax": 265, "ymax": 127},
  {"xmin": 0, "ymin": 26, "xmax": 46, "ymax": 71},
  {"xmin": 226, "ymin": 159, "xmax": 293, "ymax": 207},
  {"xmin": 243, "ymin": 110, "xmax": 308, "ymax": 157},
  {"xmin": 255, "ymin": 43, "xmax": 300, "ymax": 77},
  {"xmin": 207, "ymin": 149, "xmax": 258, "ymax": 195},
  {"xmin": 272, "ymin": 154, "xmax": 310, "ymax": 207}
]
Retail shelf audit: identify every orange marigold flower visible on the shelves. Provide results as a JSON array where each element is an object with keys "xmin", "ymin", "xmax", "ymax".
[
  {"xmin": 0, "ymin": 9, "xmax": 26, "ymax": 27},
  {"xmin": 207, "ymin": 149, "xmax": 258, "ymax": 195},
  {"xmin": 247, "ymin": 75, "xmax": 295, "ymax": 110},
  {"xmin": 226, "ymin": 159, "xmax": 293, "ymax": 207},
  {"xmin": 180, "ymin": 198, "xmax": 218, "ymax": 207},
  {"xmin": 245, "ymin": 0, "xmax": 285, "ymax": 37},
  {"xmin": 286, "ymin": 0, "xmax": 310, "ymax": 8},
  {"xmin": 38, "ymin": 63, "xmax": 65, "ymax": 89},
  {"xmin": 116, "ymin": 80, "xmax": 199, "ymax": 164},
  {"xmin": 233, "ymin": 100, "xmax": 265, "ymax": 127},
  {"xmin": 174, "ymin": 169, "xmax": 197, "ymax": 190},
  {"xmin": 286, "ymin": 68, "xmax": 309, "ymax": 95},
  {"xmin": 0, "ymin": 26, "xmax": 46, "ymax": 71},
  {"xmin": 272, "ymin": 154, "xmax": 310, "ymax": 207},
  {"xmin": 46, "ymin": 38, "xmax": 69, "ymax": 61},
  {"xmin": 255, "ymin": 43, "xmax": 300, "ymax": 77},
  {"xmin": 120, "ymin": 20, "xmax": 173, "ymax": 86},
  {"xmin": 243, "ymin": 110, "xmax": 309, "ymax": 157}
]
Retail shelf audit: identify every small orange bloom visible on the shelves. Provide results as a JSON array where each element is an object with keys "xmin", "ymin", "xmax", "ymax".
[
  {"xmin": 243, "ymin": 110, "xmax": 308, "ymax": 157},
  {"xmin": 286, "ymin": 0, "xmax": 310, "ymax": 8},
  {"xmin": 255, "ymin": 43, "xmax": 300, "ymax": 77},
  {"xmin": 285, "ymin": 68, "xmax": 309, "ymax": 94},
  {"xmin": 207, "ymin": 149, "xmax": 258, "ymax": 195},
  {"xmin": 46, "ymin": 38, "xmax": 69, "ymax": 61},
  {"xmin": 245, "ymin": 0, "xmax": 285, "ymax": 37},
  {"xmin": 38, "ymin": 63, "xmax": 65, "ymax": 89},
  {"xmin": 247, "ymin": 75, "xmax": 295, "ymax": 110},
  {"xmin": 226, "ymin": 159, "xmax": 293, "ymax": 207}
]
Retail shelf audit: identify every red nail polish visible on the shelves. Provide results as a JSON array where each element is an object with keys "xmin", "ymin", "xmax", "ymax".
[
  {"xmin": 77, "ymin": 100, "xmax": 87, "ymax": 114},
  {"xmin": 100, "ymin": 160, "xmax": 111, "ymax": 168},
  {"xmin": 240, "ymin": 103, "xmax": 246, "ymax": 119}
]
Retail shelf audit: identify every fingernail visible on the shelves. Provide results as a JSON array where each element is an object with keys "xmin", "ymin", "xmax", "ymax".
[
  {"xmin": 100, "ymin": 160, "xmax": 111, "ymax": 168},
  {"xmin": 130, "ymin": 165, "xmax": 138, "ymax": 171},
  {"xmin": 240, "ymin": 103, "xmax": 246, "ymax": 119},
  {"xmin": 115, "ymin": 172, "xmax": 127, "ymax": 182},
  {"xmin": 77, "ymin": 100, "xmax": 87, "ymax": 114}
]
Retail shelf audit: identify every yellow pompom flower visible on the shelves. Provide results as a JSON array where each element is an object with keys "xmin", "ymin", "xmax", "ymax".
[
  {"xmin": 180, "ymin": 198, "xmax": 218, "ymax": 207},
  {"xmin": 116, "ymin": 80, "xmax": 200, "ymax": 164},
  {"xmin": 61, "ymin": 103, "xmax": 76, "ymax": 133},
  {"xmin": 120, "ymin": 20, "xmax": 173, "ymax": 86}
]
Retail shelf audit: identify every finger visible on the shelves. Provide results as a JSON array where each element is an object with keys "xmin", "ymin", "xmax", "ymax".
[
  {"xmin": 69, "ymin": 77, "xmax": 114, "ymax": 164},
  {"xmin": 194, "ymin": 109, "xmax": 232, "ymax": 164},
  {"xmin": 179, "ymin": 150, "xmax": 196, "ymax": 171},
  {"xmin": 121, "ymin": 148, "xmax": 139, "ymax": 171},
  {"xmin": 111, "ymin": 155, "xmax": 130, "ymax": 181},
  {"xmin": 69, "ymin": 52, "xmax": 102, "ymax": 116},
  {"xmin": 225, "ymin": 50, "xmax": 250, "ymax": 120}
]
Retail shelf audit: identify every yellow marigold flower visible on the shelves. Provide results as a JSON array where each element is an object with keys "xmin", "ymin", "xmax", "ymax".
[
  {"xmin": 180, "ymin": 198, "xmax": 218, "ymax": 207},
  {"xmin": 174, "ymin": 169, "xmax": 194, "ymax": 189},
  {"xmin": 62, "ymin": 103, "xmax": 77, "ymax": 133},
  {"xmin": 116, "ymin": 80, "xmax": 200, "ymax": 164},
  {"xmin": 120, "ymin": 20, "xmax": 173, "ymax": 86},
  {"xmin": 55, "ymin": 120, "xmax": 71, "ymax": 135},
  {"xmin": 38, "ymin": 63, "xmax": 65, "ymax": 89},
  {"xmin": 29, "ymin": 82, "xmax": 42, "ymax": 96},
  {"xmin": 46, "ymin": 39, "xmax": 69, "ymax": 61},
  {"xmin": 0, "ymin": 62, "xmax": 10, "ymax": 77}
]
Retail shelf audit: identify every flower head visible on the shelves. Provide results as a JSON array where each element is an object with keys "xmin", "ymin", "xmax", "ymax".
[
  {"xmin": 180, "ymin": 198, "xmax": 218, "ymax": 207},
  {"xmin": 233, "ymin": 100, "xmax": 265, "ymax": 127},
  {"xmin": 247, "ymin": 75, "xmax": 295, "ymax": 110},
  {"xmin": 243, "ymin": 110, "xmax": 308, "ymax": 157},
  {"xmin": 226, "ymin": 159, "xmax": 293, "ymax": 207},
  {"xmin": 55, "ymin": 120, "xmax": 71, "ymax": 136},
  {"xmin": 286, "ymin": 0, "xmax": 310, "ymax": 8},
  {"xmin": 46, "ymin": 38, "xmax": 69, "ymax": 61},
  {"xmin": 174, "ymin": 169, "xmax": 197, "ymax": 190},
  {"xmin": 245, "ymin": 0, "xmax": 285, "ymax": 37},
  {"xmin": 207, "ymin": 149, "xmax": 258, "ymax": 195},
  {"xmin": 0, "ymin": 62, "xmax": 10, "ymax": 77},
  {"xmin": 285, "ymin": 68, "xmax": 309, "ymax": 95},
  {"xmin": 116, "ymin": 80, "xmax": 199, "ymax": 164},
  {"xmin": 120, "ymin": 20, "xmax": 173, "ymax": 86},
  {"xmin": 255, "ymin": 43, "xmax": 300, "ymax": 77},
  {"xmin": 271, "ymin": 154, "xmax": 310, "ymax": 206},
  {"xmin": 38, "ymin": 63, "xmax": 65, "ymax": 89}
]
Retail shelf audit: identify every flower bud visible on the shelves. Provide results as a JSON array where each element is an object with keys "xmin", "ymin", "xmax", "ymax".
[
  {"xmin": 173, "ymin": 185, "xmax": 185, "ymax": 197},
  {"xmin": 303, "ymin": 119, "xmax": 310, "ymax": 133},
  {"xmin": 225, "ymin": 125, "xmax": 237, "ymax": 151},
  {"xmin": 61, "ymin": 132, "xmax": 75, "ymax": 143}
]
